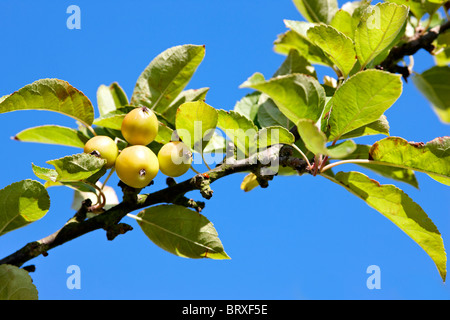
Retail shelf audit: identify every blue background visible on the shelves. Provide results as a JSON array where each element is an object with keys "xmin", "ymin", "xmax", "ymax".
[{"xmin": 0, "ymin": 0, "xmax": 449, "ymax": 300}]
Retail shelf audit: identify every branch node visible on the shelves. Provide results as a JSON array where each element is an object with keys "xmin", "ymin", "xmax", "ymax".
[
  {"xmin": 105, "ymin": 223, "xmax": 134, "ymax": 241},
  {"xmin": 166, "ymin": 177, "xmax": 177, "ymax": 187}
]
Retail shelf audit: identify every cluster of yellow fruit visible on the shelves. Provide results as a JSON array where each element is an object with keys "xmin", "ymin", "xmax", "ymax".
[{"xmin": 83, "ymin": 106, "xmax": 193, "ymax": 189}]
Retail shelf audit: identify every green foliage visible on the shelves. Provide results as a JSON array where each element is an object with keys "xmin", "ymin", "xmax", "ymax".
[
  {"xmin": 326, "ymin": 171, "xmax": 446, "ymax": 282},
  {"xmin": 307, "ymin": 24, "xmax": 356, "ymax": 77},
  {"xmin": 369, "ymin": 136, "xmax": 450, "ymax": 184},
  {"xmin": 0, "ymin": 180, "xmax": 50, "ymax": 237},
  {"xmin": 240, "ymin": 72, "xmax": 326, "ymax": 124},
  {"xmin": 131, "ymin": 44, "xmax": 205, "ymax": 115},
  {"xmin": 14, "ymin": 125, "xmax": 89, "ymax": 148},
  {"xmin": 412, "ymin": 66, "xmax": 450, "ymax": 124},
  {"xmin": 354, "ymin": 2, "xmax": 409, "ymax": 69},
  {"xmin": 135, "ymin": 205, "xmax": 230, "ymax": 260},
  {"xmin": 325, "ymin": 69, "xmax": 403, "ymax": 142},
  {"xmin": 96, "ymin": 82, "xmax": 129, "ymax": 116},
  {"xmin": 292, "ymin": 0, "xmax": 338, "ymax": 24},
  {"xmin": 175, "ymin": 100, "xmax": 218, "ymax": 152},
  {"xmin": 0, "ymin": 264, "xmax": 38, "ymax": 300},
  {"xmin": 0, "ymin": 79, "xmax": 95, "ymax": 127}
]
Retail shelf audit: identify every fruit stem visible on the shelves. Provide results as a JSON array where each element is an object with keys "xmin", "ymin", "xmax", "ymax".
[{"xmin": 101, "ymin": 167, "xmax": 115, "ymax": 191}]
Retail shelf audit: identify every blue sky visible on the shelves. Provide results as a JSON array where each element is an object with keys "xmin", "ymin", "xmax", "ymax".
[{"xmin": 0, "ymin": 0, "xmax": 449, "ymax": 300}]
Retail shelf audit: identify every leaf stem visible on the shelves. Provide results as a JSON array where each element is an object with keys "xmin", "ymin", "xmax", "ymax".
[
  {"xmin": 80, "ymin": 121, "xmax": 97, "ymax": 137},
  {"xmin": 320, "ymin": 159, "xmax": 372, "ymax": 173},
  {"xmin": 290, "ymin": 143, "xmax": 312, "ymax": 169}
]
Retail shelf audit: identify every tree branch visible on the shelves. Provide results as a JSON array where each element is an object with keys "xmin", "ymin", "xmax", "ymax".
[
  {"xmin": 378, "ymin": 19, "xmax": 450, "ymax": 80},
  {"xmin": 0, "ymin": 144, "xmax": 310, "ymax": 268}
]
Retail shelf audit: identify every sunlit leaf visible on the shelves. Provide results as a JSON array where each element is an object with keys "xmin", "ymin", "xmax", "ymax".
[
  {"xmin": 131, "ymin": 45, "xmax": 205, "ymax": 114},
  {"xmin": 369, "ymin": 136, "xmax": 450, "ymax": 184},
  {"xmin": 136, "ymin": 205, "xmax": 230, "ymax": 260},
  {"xmin": 0, "ymin": 79, "xmax": 95, "ymax": 126},
  {"xmin": 297, "ymin": 119, "xmax": 356, "ymax": 158},
  {"xmin": 354, "ymin": 2, "xmax": 409, "ymax": 68},
  {"xmin": 240, "ymin": 72, "xmax": 326, "ymax": 125},
  {"xmin": 175, "ymin": 100, "xmax": 218, "ymax": 152},
  {"xmin": 325, "ymin": 171, "xmax": 446, "ymax": 282},
  {"xmin": 14, "ymin": 125, "xmax": 89, "ymax": 148},
  {"xmin": 96, "ymin": 82, "xmax": 129, "ymax": 116},
  {"xmin": 292, "ymin": 0, "xmax": 338, "ymax": 23},
  {"xmin": 217, "ymin": 109, "xmax": 258, "ymax": 158},
  {"xmin": 307, "ymin": 24, "xmax": 356, "ymax": 77},
  {"xmin": 412, "ymin": 66, "xmax": 450, "ymax": 124},
  {"xmin": 326, "ymin": 70, "xmax": 402, "ymax": 142},
  {"xmin": 0, "ymin": 180, "xmax": 50, "ymax": 237}
]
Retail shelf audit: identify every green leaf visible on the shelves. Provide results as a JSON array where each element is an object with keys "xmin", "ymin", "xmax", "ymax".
[
  {"xmin": 273, "ymin": 49, "xmax": 317, "ymax": 78},
  {"xmin": 292, "ymin": 0, "xmax": 338, "ymax": 24},
  {"xmin": 297, "ymin": 119, "xmax": 356, "ymax": 158},
  {"xmin": 0, "ymin": 264, "xmax": 38, "ymax": 300},
  {"xmin": 136, "ymin": 204, "xmax": 230, "ymax": 260},
  {"xmin": 339, "ymin": 115, "xmax": 390, "ymax": 140},
  {"xmin": 175, "ymin": 100, "xmax": 218, "ymax": 152},
  {"xmin": 255, "ymin": 126, "xmax": 295, "ymax": 149},
  {"xmin": 203, "ymin": 130, "xmax": 228, "ymax": 154},
  {"xmin": 92, "ymin": 106, "xmax": 134, "ymax": 130},
  {"xmin": 131, "ymin": 45, "xmax": 205, "ymax": 114},
  {"xmin": 330, "ymin": 9, "xmax": 354, "ymax": 39},
  {"xmin": 31, "ymin": 163, "xmax": 98, "ymax": 192},
  {"xmin": 13, "ymin": 125, "xmax": 89, "ymax": 148},
  {"xmin": 46, "ymin": 153, "xmax": 106, "ymax": 182},
  {"xmin": 217, "ymin": 109, "xmax": 258, "ymax": 158},
  {"xmin": 326, "ymin": 171, "xmax": 446, "ymax": 282},
  {"xmin": 32, "ymin": 161, "xmax": 108, "ymax": 194},
  {"xmin": 154, "ymin": 122, "xmax": 174, "ymax": 145},
  {"xmin": 342, "ymin": 144, "xmax": 419, "ymax": 188},
  {"xmin": 240, "ymin": 72, "xmax": 326, "ymax": 125},
  {"xmin": 354, "ymin": 2, "xmax": 409, "ymax": 69},
  {"xmin": 257, "ymin": 94, "xmax": 293, "ymax": 129},
  {"xmin": 412, "ymin": 66, "xmax": 450, "ymax": 124},
  {"xmin": 0, "ymin": 79, "xmax": 95, "ymax": 126},
  {"xmin": 96, "ymin": 82, "xmax": 129, "ymax": 116},
  {"xmin": 163, "ymin": 87, "xmax": 209, "ymax": 124},
  {"xmin": 307, "ymin": 24, "xmax": 357, "ymax": 78},
  {"xmin": 434, "ymin": 32, "xmax": 450, "ymax": 66},
  {"xmin": 369, "ymin": 136, "xmax": 450, "ymax": 184},
  {"xmin": 0, "ymin": 180, "xmax": 50, "ymax": 237},
  {"xmin": 326, "ymin": 69, "xmax": 402, "ymax": 142},
  {"xmin": 233, "ymin": 92, "xmax": 262, "ymax": 124},
  {"xmin": 32, "ymin": 163, "xmax": 59, "ymax": 182},
  {"xmin": 386, "ymin": 0, "xmax": 440, "ymax": 20},
  {"xmin": 274, "ymin": 20, "xmax": 333, "ymax": 66}
]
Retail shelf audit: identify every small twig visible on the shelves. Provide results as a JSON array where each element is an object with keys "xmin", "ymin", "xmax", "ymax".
[
  {"xmin": 101, "ymin": 167, "xmax": 115, "ymax": 191},
  {"xmin": 0, "ymin": 144, "xmax": 311, "ymax": 268},
  {"xmin": 379, "ymin": 19, "xmax": 450, "ymax": 79}
]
